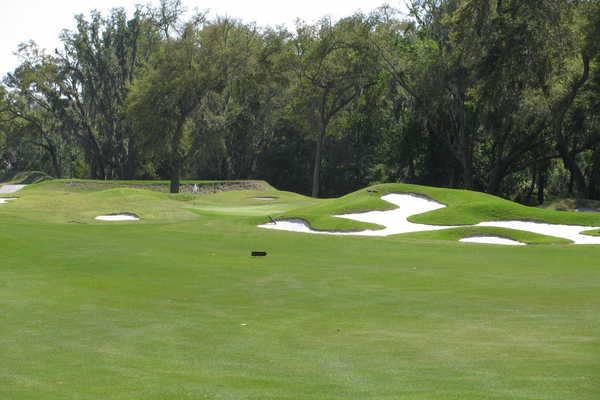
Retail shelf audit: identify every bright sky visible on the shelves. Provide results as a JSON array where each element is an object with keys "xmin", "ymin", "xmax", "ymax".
[{"xmin": 0, "ymin": 0, "xmax": 407, "ymax": 78}]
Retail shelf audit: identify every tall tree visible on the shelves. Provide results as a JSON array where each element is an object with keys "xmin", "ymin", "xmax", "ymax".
[
  {"xmin": 293, "ymin": 15, "xmax": 379, "ymax": 197},
  {"xmin": 3, "ymin": 43, "xmax": 70, "ymax": 178},
  {"xmin": 58, "ymin": 6, "xmax": 159, "ymax": 179},
  {"xmin": 127, "ymin": 20, "xmax": 218, "ymax": 193}
]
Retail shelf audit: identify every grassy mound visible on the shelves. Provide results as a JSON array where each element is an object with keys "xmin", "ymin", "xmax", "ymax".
[
  {"xmin": 275, "ymin": 187, "xmax": 393, "ymax": 231},
  {"xmin": 9, "ymin": 180, "xmax": 600, "ymax": 245},
  {"xmin": 276, "ymin": 183, "xmax": 600, "ymax": 232},
  {"xmin": 0, "ymin": 179, "xmax": 312, "ymax": 224}
]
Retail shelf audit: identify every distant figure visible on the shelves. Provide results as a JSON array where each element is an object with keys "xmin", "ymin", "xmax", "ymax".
[{"xmin": 192, "ymin": 184, "xmax": 199, "ymax": 194}]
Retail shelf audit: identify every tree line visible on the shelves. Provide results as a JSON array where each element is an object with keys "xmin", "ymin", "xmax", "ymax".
[{"xmin": 1, "ymin": 0, "xmax": 599, "ymax": 202}]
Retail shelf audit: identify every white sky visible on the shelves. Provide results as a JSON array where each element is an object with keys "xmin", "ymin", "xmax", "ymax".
[{"xmin": 0, "ymin": 0, "xmax": 407, "ymax": 78}]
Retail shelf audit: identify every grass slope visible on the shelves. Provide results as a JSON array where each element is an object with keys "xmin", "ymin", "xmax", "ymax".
[
  {"xmin": 276, "ymin": 183, "xmax": 600, "ymax": 243},
  {"xmin": 0, "ymin": 180, "xmax": 299, "ymax": 224},
  {"xmin": 1, "ymin": 200, "xmax": 599, "ymax": 399}
]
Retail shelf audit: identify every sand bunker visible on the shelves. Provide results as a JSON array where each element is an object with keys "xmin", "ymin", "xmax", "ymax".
[
  {"xmin": 0, "ymin": 184, "xmax": 27, "ymax": 194},
  {"xmin": 253, "ymin": 197, "xmax": 278, "ymax": 200},
  {"xmin": 0, "ymin": 198, "xmax": 17, "ymax": 204},
  {"xmin": 259, "ymin": 194, "xmax": 459, "ymax": 236},
  {"xmin": 475, "ymin": 220, "xmax": 600, "ymax": 245},
  {"xmin": 95, "ymin": 213, "xmax": 140, "ymax": 221},
  {"xmin": 459, "ymin": 236, "xmax": 526, "ymax": 246},
  {"xmin": 258, "ymin": 193, "xmax": 600, "ymax": 245}
]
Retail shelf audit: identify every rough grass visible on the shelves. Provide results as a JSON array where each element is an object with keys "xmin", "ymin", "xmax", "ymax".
[{"xmin": 1, "ymin": 182, "xmax": 599, "ymax": 399}]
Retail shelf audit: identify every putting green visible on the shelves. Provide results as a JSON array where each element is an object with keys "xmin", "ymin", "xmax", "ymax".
[{"xmin": 1, "ymin": 180, "xmax": 599, "ymax": 399}]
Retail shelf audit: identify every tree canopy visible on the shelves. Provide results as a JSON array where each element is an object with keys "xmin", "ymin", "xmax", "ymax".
[{"xmin": 2, "ymin": 0, "xmax": 599, "ymax": 201}]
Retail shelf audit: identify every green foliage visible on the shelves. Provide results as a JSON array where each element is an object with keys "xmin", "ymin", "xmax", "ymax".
[
  {"xmin": 2, "ymin": 0, "xmax": 600, "ymax": 201},
  {"xmin": 292, "ymin": 15, "xmax": 381, "ymax": 197},
  {"xmin": 58, "ymin": 7, "xmax": 160, "ymax": 179}
]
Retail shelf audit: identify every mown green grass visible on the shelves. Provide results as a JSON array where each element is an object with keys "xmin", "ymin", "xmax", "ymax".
[
  {"xmin": 1, "ymin": 180, "xmax": 600, "ymax": 399},
  {"xmin": 582, "ymin": 229, "xmax": 600, "ymax": 237},
  {"xmin": 396, "ymin": 226, "xmax": 572, "ymax": 244}
]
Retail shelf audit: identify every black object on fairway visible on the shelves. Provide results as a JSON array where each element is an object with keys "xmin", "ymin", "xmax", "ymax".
[{"xmin": 251, "ymin": 251, "xmax": 267, "ymax": 257}]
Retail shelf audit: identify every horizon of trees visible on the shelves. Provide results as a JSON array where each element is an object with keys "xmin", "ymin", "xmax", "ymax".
[{"xmin": 1, "ymin": 0, "xmax": 599, "ymax": 203}]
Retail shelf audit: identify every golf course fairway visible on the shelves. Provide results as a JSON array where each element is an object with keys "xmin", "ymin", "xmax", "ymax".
[{"xmin": 1, "ymin": 180, "xmax": 599, "ymax": 399}]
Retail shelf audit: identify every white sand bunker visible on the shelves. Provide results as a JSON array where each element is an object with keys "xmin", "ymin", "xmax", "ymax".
[
  {"xmin": 95, "ymin": 213, "xmax": 140, "ymax": 221},
  {"xmin": 0, "ymin": 184, "xmax": 27, "ymax": 194},
  {"xmin": 475, "ymin": 220, "xmax": 600, "ymax": 245},
  {"xmin": 258, "ymin": 193, "xmax": 600, "ymax": 245},
  {"xmin": 259, "ymin": 194, "xmax": 459, "ymax": 236},
  {"xmin": 253, "ymin": 197, "xmax": 278, "ymax": 200},
  {"xmin": 460, "ymin": 236, "xmax": 525, "ymax": 246},
  {"xmin": 0, "ymin": 198, "xmax": 17, "ymax": 204}
]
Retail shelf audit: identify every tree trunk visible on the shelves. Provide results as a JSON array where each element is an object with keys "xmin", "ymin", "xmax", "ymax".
[
  {"xmin": 40, "ymin": 136, "xmax": 62, "ymax": 179},
  {"xmin": 48, "ymin": 145, "xmax": 62, "ymax": 179},
  {"xmin": 587, "ymin": 146, "xmax": 600, "ymax": 200},
  {"xmin": 551, "ymin": 53, "xmax": 590, "ymax": 197},
  {"xmin": 537, "ymin": 168, "xmax": 546, "ymax": 205},
  {"xmin": 569, "ymin": 171, "xmax": 574, "ymax": 196},
  {"xmin": 170, "ymin": 161, "xmax": 181, "ymax": 194},
  {"xmin": 91, "ymin": 155, "xmax": 106, "ymax": 180},
  {"xmin": 558, "ymin": 144, "xmax": 587, "ymax": 197},
  {"xmin": 525, "ymin": 166, "xmax": 537, "ymax": 205},
  {"xmin": 461, "ymin": 151, "xmax": 474, "ymax": 189},
  {"xmin": 311, "ymin": 122, "xmax": 326, "ymax": 198},
  {"xmin": 125, "ymin": 136, "xmax": 137, "ymax": 179},
  {"xmin": 487, "ymin": 162, "xmax": 508, "ymax": 195},
  {"xmin": 169, "ymin": 119, "xmax": 187, "ymax": 194}
]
